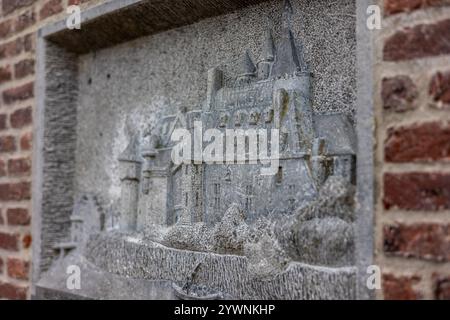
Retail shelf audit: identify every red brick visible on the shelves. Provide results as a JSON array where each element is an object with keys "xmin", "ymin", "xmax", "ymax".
[
  {"xmin": 0, "ymin": 66, "xmax": 12, "ymax": 85},
  {"xmin": 2, "ymin": 0, "xmax": 36, "ymax": 15},
  {"xmin": 384, "ymin": 19, "xmax": 450, "ymax": 61},
  {"xmin": 0, "ymin": 159, "xmax": 5, "ymax": 177},
  {"xmin": 14, "ymin": 59, "xmax": 35, "ymax": 79},
  {"xmin": 433, "ymin": 274, "xmax": 450, "ymax": 300},
  {"xmin": 0, "ymin": 257, "xmax": 3, "ymax": 273},
  {"xmin": 0, "ymin": 232, "xmax": 19, "ymax": 251},
  {"xmin": 385, "ymin": 122, "xmax": 450, "ymax": 163},
  {"xmin": 20, "ymin": 132, "xmax": 32, "ymax": 150},
  {"xmin": 382, "ymin": 76, "xmax": 418, "ymax": 112},
  {"xmin": 383, "ymin": 223, "xmax": 450, "ymax": 262},
  {"xmin": 2, "ymin": 82, "xmax": 34, "ymax": 105},
  {"xmin": 430, "ymin": 70, "xmax": 450, "ymax": 104},
  {"xmin": 383, "ymin": 273, "xmax": 422, "ymax": 300},
  {"xmin": 0, "ymin": 114, "xmax": 7, "ymax": 131},
  {"xmin": 7, "ymin": 208, "xmax": 30, "ymax": 226},
  {"xmin": 0, "ymin": 182, "xmax": 31, "ymax": 201},
  {"xmin": 0, "ymin": 19, "xmax": 13, "ymax": 39},
  {"xmin": 0, "ymin": 35, "xmax": 32, "ymax": 60},
  {"xmin": 8, "ymin": 158, "xmax": 31, "ymax": 177},
  {"xmin": 40, "ymin": 0, "xmax": 64, "ymax": 20},
  {"xmin": 15, "ymin": 10, "xmax": 36, "ymax": 32},
  {"xmin": 0, "ymin": 209, "xmax": 3, "ymax": 225},
  {"xmin": 0, "ymin": 136, "xmax": 16, "ymax": 153},
  {"xmin": 0, "ymin": 282, "xmax": 27, "ymax": 300},
  {"xmin": 7, "ymin": 258, "xmax": 29, "ymax": 281},
  {"xmin": 384, "ymin": 172, "xmax": 450, "ymax": 211},
  {"xmin": 10, "ymin": 107, "xmax": 32, "ymax": 128},
  {"xmin": 22, "ymin": 233, "xmax": 31, "ymax": 249},
  {"xmin": 384, "ymin": 0, "xmax": 450, "ymax": 15}
]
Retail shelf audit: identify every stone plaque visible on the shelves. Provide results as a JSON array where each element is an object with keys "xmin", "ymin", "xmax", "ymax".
[{"xmin": 33, "ymin": 0, "xmax": 373, "ymax": 300}]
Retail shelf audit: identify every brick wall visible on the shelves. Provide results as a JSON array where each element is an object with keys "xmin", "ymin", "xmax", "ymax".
[
  {"xmin": 376, "ymin": 0, "xmax": 450, "ymax": 300},
  {"xmin": 0, "ymin": 0, "xmax": 101, "ymax": 300}
]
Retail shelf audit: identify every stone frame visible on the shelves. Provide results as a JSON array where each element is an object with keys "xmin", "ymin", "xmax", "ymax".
[{"xmin": 32, "ymin": 0, "xmax": 375, "ymax": 299}]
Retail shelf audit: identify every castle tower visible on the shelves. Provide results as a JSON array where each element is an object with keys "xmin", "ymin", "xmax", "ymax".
[
  {"xmin": 236, "ymin": 50, "xmax": 256, "ymax": 85},
  {"xmin": 118, "ymin": 132, "xmax": 142, "ymax": 232},
  {"xmin": 257, "ymin": 31, "xmax": 275, "ymax": 80},
  {"xmin": 271, "ymin": 0, "xmax": 308, "ymax": 78},
  {"xmin": 205, "ymin": 67, "xmax": 223, "ymax": 112}
]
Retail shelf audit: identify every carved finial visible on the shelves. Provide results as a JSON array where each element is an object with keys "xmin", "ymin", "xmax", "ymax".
[
  {"xmin": 241, "ymin": 50, "xmax": 256, "ymax": 77},
  {"xmin": 282, "ymin": 0, "xmax": 293, "ymax": 29}
]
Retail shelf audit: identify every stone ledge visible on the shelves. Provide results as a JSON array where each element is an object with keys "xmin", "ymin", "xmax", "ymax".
[{"xmin": 39, "ymin": 0, "xmax": 268, "ymax": 54}]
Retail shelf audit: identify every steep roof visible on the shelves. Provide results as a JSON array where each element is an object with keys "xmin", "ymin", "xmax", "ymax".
[{"xmin": 313, "ymin": 114, "xmax": 356, "ymax": 156}]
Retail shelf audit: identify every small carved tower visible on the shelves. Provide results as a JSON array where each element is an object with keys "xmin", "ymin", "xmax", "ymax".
[
  {"xmin": 118, "ymin": 126, "xmax": 142, "ymax": 232},
  {"xmin": 257, "ymin": 31, "xmax": 275, "ymax": 80},
  {"xmin": 236, "ymin": 50, "xmax": 256, "ymax": 86}
]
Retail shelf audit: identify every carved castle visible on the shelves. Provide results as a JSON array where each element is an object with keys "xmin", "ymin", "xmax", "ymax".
[{"xmin": 117, "ymin": 3, "xmax": 356, "ymax": 232}]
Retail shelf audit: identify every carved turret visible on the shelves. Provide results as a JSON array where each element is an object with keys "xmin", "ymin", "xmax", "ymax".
[
  {"xmin": 236, "ymin": 50, "xmax": 256, "ymax": 85},
  {"xmin": 257, "ymin": 31, "xmax": 275, "ymax": 80},
  {"xmin": 205, "ymin": 67, "xmax": 223, "ymax": 112},
  {"xmin": 118, "ymin": 124, "xmax": 142, "ymax": 232}
]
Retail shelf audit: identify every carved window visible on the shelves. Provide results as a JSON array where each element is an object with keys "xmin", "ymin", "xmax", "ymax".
[
  {"xmin": 185, "ymin": 193, "xmax": 188, "ymax": 207},
  {"xmin": 276, "ymin": 166, "xmax": 283, "ymax": 184},
  {"xmin": 213, "ymin": 183, "xmax": 221, "ymax": 210},
  {"xmin": 245, "ymin": 185, "xmax": 253, "ymax": 211}
]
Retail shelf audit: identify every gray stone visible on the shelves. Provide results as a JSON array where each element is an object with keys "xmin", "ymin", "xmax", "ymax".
[{"xmin": 32, "ymin": 0, "xmax": 373, "ymax": 300}]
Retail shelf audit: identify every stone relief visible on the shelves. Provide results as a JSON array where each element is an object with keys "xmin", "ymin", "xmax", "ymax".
[{"xmin": 49, "ymin": 1, "xmax": 357, "ymax": 300}]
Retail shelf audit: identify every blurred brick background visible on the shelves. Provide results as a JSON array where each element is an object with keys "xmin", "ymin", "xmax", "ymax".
[
  {"xmin": 0, "ymin": 0, "xmax": 449, "ymax": 299},
  {"xmin": 377, "ymin": 0, "xmax": 450, "ymax": 300}
]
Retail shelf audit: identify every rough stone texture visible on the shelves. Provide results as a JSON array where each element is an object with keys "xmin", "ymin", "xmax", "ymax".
[
  {"xmin": 382, "ymin": 273, "xmax": 422, "ymax": 300},
  {"xmin": 384, "ymin": 172, "xmax": 450, "ymax": 211},
  {"xmin": 75, "ymin": 0, "xmax": 356, "ymax": 205},
  {"xmin": 383, "ymin": 19, "xmax": 450, "ymax": 61},
  {"xmin": 81, "ymin": 233, "xmax": 357, "ymax": 300},
  {"xmin": 38, "ymin": 42, "xmax": 79, "ymax": 273},
  {"xmin": 385, "ymin": 122, "xmax": 450, "ymax": 162},
  {"xmin": 382, "ymin": 76, "xmax": 418, "ymax": 112},
  {"xmin": 383, "ymin": 223, "xmax": 450, "ymax": 262}
]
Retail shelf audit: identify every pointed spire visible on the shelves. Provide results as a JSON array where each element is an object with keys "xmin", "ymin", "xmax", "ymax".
[
  {"xmin": 271, "ymin": 0, "xmax": 308, "ymax": 78},
  {"xmin": 240, "ymin": 50, "xmax": 256, "ymax": 77},
  {"xmin": 263, "ymin": 30, "xmax": 275, "ymax": 61}
]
